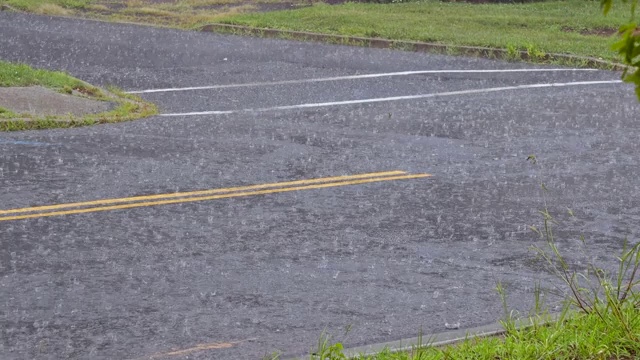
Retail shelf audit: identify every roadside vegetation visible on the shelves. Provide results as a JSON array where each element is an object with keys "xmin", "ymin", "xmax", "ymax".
[
  {"xmin": 222, "ymin": 0, "xmax": 633, "ymax": 62},
  {"xmin": 0, "ymin": 0, "xmax": 311, "ymax": 28},
  {"xmin": 2, "ymin": 0, "xmax": 638, "ymax": 74},
  {"xmin": 291, "ymin": 157, "xmax": 640, "ymax": 360},
  {"xmin": 307, "ymin": 304, "xmax": 640, "ymax": 359},
  {"xmin": 0, "ymin": 60, "xmax": 157, "ymax": 131},
  {"xmin": 0, "ymin": 60, "xmax": 100, "ymax": 92},
  {"xmin": 0, "ymin": 0, "xmax": 631, "ymax": 60}
]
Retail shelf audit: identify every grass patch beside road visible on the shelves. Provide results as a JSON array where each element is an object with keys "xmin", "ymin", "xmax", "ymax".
[
  {"xmin": 1, "ymin": 0, "xmax": 91, "ymax": 15},
  {"xmin": 0, "ymin": 60, "xmax": 157, "ymax": 131},
  {"xmin": 221, "ymin": 0, "xmax": 632, "ymax": 62},
  {"xmin": 342, "ymin": 307, "xmax": 640, "ymax": 359},
  {"xmin": 1, "ymin": 0, "xmax": 310, "ymax": 28},
  {"xmin": 303, "ymin": 310, "xmax": 640, "ymax": 359},
  {"xmin": 304, "ymin": 307, "xmax": 640, "ymax": 359},
  {"xmin": 0, "ymin": 60, "xmax": 100, "ymax": 94}
]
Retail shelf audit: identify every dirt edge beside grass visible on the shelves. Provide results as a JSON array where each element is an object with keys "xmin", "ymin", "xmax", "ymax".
[{"xmin": 201, "ymin": 23, "xmax": 629, "ymax": 71}]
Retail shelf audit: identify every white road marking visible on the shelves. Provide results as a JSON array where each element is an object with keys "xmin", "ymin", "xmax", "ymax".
[
  {"xmin": 158, "ymin": 80, "xmax": 623, "ymax": 117},
  {"xmin": 129, "ymin": 68, "xmax": 600, "ymax": 94}
]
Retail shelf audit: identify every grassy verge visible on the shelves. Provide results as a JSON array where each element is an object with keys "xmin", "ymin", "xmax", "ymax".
[
  {"xmin": 0, "ymin": 60, "xmax": 157, "ymax": 131},
  {"xmin": 221, "ymin": 0, "xmax": 634, "ymax": 62},
  {"xmin": 305, "ymin": 308, "xmax": 640, "ymax": 359},
  {"xmin": 2, "ymin": 0, "xmax": 634, "ymax": 63},
  {"xmin": 0, "ymin": 0, "xmax": 311, "ymax": 28},
  {"xmin": 1, "ymin": 60, "xmax": 99, "ymax": 92}
]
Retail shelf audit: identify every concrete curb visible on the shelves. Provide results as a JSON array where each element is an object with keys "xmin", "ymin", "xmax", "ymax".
[
  {"xmin": 0, "ymin": 87, "xmax": 157, "ymax": 131},
  {"xmin": 200, "ymin": 23, "xmax": 629, "ymax": 71},
  {"xmin": 342, "ymin": 322, "xmax": 508, "ymax": 358},
  {"xmin": 284, "ymin": 314, "xmax": 560, "ymax": 359}
]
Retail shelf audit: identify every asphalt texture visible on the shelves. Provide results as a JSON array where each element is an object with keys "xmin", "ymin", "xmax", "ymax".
[{"xmin": 2, "ymin": 12, "xmax": 640, "ymax": 360}]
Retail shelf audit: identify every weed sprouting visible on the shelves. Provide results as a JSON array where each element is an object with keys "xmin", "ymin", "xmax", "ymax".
[
  {"xmin": 262, "ymin": 351, "xmax": 282, "ymax": 360},
  {"xmin": 526, "ymin": 43, "xmax": 546, "ymax": 61},
  {"xmin": 527, "ymin": 155, "xmax": 640, "ymax": 343},
  {"xmin": 312, "ymin": 330, "xmax": 347, "ymax": 360},
  {"xmin": 505, "ymin": 44, "xmax": 520, "ymax": 61}
]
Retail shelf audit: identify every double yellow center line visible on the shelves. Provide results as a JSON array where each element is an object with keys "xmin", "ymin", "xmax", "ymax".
[{"xmin": 0, "ymin": 170, "xmax": 431, "ymax": 222}]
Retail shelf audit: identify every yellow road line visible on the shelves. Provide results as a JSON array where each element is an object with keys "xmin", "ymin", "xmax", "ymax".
[
  {"xmin": 0, "ymin": 174, "xmax": 431, "ymax": 222},
  {"xmin": 142, "ymin": 338, "xmax": 256, "ymax": 359},
  {"xmin": 148, "ymin": 341, "xmax": 241, "ymax": 358},
  {"xmin": 0, "ymin": 170, "xmax": 406, "ymax": 215}
]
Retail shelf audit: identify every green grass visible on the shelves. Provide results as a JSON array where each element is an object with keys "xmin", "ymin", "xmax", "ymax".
[
  {"xmin": 297, "ymin": 308, "xmax": 640, "ymax": 360},
  {"xmin": 0, "ymin": 60, "xmax": 100, "ymax": 94},
  {"xmin": 1, "ymin": 0, "xmax": 91, "ymax": 13},
  {"xmin": 0, "ymin": 0, "xmax": 310, "ymax": 28},
  {"xmin": 0, "ymin": 106, "xmax": 17, "ymax": 116},
  {"xmin": 303, "ymin": 311, "xmax": 640, "ymax": 359},
  {"xmin": 221, "ymin": 0, "xmax": 636, "ymax": 61},
  {"xmin": 0, "ymin": 61, "xmax": 157, "ymax": 130},
  {"xmin": 340, "ymin": 309, "xmax": 639, "ymax": 359}
]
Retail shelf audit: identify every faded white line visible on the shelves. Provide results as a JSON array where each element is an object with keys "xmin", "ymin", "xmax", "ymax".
[
  {"xmin": 158, "ymin": 80, "xmax": 623, "ymax": 117},
  {"xmin": 129, "ymin": 68, "xmax": 600, "ymax": 94}
]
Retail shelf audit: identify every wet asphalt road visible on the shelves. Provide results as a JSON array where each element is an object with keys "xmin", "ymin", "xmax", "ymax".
[{"xmin": 2, "ymin": 12, "xmax": 640, "ymax": 360}]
